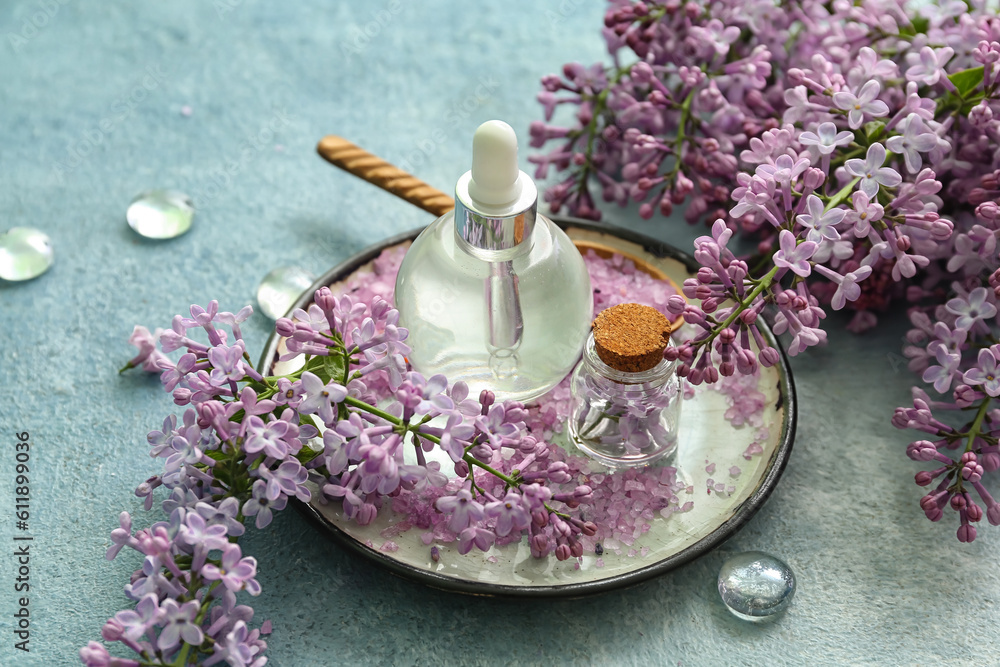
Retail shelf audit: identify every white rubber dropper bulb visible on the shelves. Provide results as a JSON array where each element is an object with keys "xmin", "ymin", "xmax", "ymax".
[{"xmin": 467, "ymin": 120, "xmax": 524, "ymax": 207}]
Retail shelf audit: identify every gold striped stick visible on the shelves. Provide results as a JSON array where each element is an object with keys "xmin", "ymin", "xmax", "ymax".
[{"xmin": 316, "ymin": 136, "xmax": 456, "ymax": 217}]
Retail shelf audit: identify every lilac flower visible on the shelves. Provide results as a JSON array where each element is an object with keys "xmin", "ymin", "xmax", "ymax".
[
  {"xmin": 845, "ymin": 191, "xmax": 884, "ymax": 237},
  {"xmin": 274, "ymin": 378, "xmax": 305, "ymax": 408},
  {"xmin": 208, "ymin": 343, "xmax": 247, "ymax": 384},
  {"xmin": 113, "ymin": 593, "xmax": 160, "ymax": 642},
  {"xmin": 833, "ymin": 80, "xmax": 890, "ymax": 129},
  {"xmin": 80, "ymin": 642, "xmax": 120, "ymax": 667},
  {"xmin": 485, "ymin": 491, "xmax": 531, "ymax": 537},
  {"xmin": 457, "ymin": 526, "xmax": 496, "ymax": 555},
  {"xmin": 772, "ymin": 230, "xmax": 817, "ymax": 278},
  {"xmin": 905, "ymin": 46, "xmax": 954, "ymax": 86},
  {"xmin": 946, "ymin": 287, "xmax": 997, "ymax": 331},
  {"xmin": 106, "ymin": 512, "xmax": 136, "ymax": 560},
  {"xmin": 814, "ymin": 264, "xmax": 873, "ymax": 310},
  {"xmin": 963, "ymin": 350, "xmax": 1000, "ymax": 397},
  {"xmin": 796, "ymin": 195, "xmax": 845, "ymax": 243},
  {"xmin": 885, "ymin": 114, "xmax": 939, "ymax": 173},
  {"xmin": 241, "ymin": 480, "xmax": 286, "ymax": 530},
  {"xmin": 243, "ymin": 416, "xmax": 295, "ymax": 459},
  {"xmin": 922, "ymin": 347, "xmax": 961, "ymax": 394},
  {"xmin": 297, "ymin": 371, "xmax": 347, "ymax": 425},
  {"xmin": 475, "ymin": 402, "xmax": 523, "ymax": 448},
  {"xmin": 262, "ymin": 460, "xmax": 310, "ymax": 503},
  {"xmin": 157, "ymin": 599, "xmax": 204, "ymax": 650},
  {"xmin": 413, "ymin": 374, "xmax": 454, "ymax": 415},
  {"xmin": 847, "ymin": 47, "xmax": 898, "ymax": 88},
  {"xmin": 202, "ymin": 544, "xmax": 260, "ymax": 594},
  {"xmin": 437, "ymin": 413, "xmax": 473, "ymax": 462},
  {"xmin": 689, "ymin": 19, "xmax": 740, "ymax": 56},
  {"xmin": 196, "ymin": 498, "xmax": 245, "ymax": 537},
  {"xmin": 211, "ymin": 621, "xmax": 266, "ymax": 667},
  {"xmin": 844, "ymin": 143, "xmax": 902, "ymax": 198},
  {"xmin": 180, "ymin": 511, "xmax": 229, "ymax": 551},
  {"xmin": 124, "ymin": 326, "xmax": 170, "ymax": 373},
  {"xmin": 798, "ymin": 122, "xmax": 853, "ymax": 156},
  {"xmin": 435, "ymin": 489, "xmax": 485, "ymax": 533}
]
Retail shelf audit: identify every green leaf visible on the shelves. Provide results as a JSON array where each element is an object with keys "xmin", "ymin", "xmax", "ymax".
[
  {"xmin": 323, "ymin": 354, "xmax": 346, "ymax": 385},
  {"xmin": 296, "ymin": 447, "xmax": 323, "ymax": 465},
  {"xmin": 863, "ymin": 120, "xmax": 885, "ymax": 142},
  {"xmin": 948, "ymin": 66, "xmax": 984, "ymax": 98},
  {"xmin": 910, "ymin": 16, "xmax": 929, "ymax": 35},
  {"xmin": 204, "ymin": 449, "xmax": 230, "ymax": 462}
]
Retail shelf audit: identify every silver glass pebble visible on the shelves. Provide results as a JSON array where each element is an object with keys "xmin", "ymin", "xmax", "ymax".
[
  {"xmin": 0, "ymin": 227, "xmax": 54, "ymax": 281},
  {"xmin": 256, "ymin": 266, "xmax": 316, "ymax": 320},
  {"xmin": 718, "ymin": 551, "xmax": 795, "ymax": 622},
  {"xmin": 127, "ymin": 190, "xmax": 194, "ymax": 239}
]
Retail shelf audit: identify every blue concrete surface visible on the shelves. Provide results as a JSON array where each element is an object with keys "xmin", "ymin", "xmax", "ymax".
[{"xmin": 1, "ymin": 1, "xmax": 997, "ymax": 665}]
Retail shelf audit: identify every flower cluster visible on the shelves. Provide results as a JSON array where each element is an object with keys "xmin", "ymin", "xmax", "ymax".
[
  {"xmin": 895, "ymin": 282, "xmax": 1000, "ymax": 542},
  {"xmin": 82, "ymin": 509, "xmax": 266, "ymax": 667},
  {"xmin": 533, "ymin": 0, "xmax": 1000, "ymax": 540},
  {"xmin": 92, "ymin": 284, "xmax": 602, "ymax": 664}
]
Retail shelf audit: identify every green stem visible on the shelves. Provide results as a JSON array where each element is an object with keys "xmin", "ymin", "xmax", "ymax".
[
  {"xmin": 824, "ymin": 177, "xmax": 860, "ymax": 212},
  {"xmin": 716, "ymin": 264, "xmax": 781, "ymax": 333},
  {"xmin": 466, "ymin": 456, "xmax": 520, "ymax": 487},
  {"xmin": 343, "ymin": 396, "xmax": 401, "ymax": 424},
  {"xmin": 966, "ymin": 398, "xmax": 992, "ymax": 453},
  {"xmin": 171, "ymin": 581, "xmax": 221, "ymax": 666}
]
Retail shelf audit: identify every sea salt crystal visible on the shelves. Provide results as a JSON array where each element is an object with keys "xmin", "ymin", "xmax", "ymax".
[
  {"xmin": 705, "ymin": 462, "xmax": 716, "ymax": 474},
  {"xmin": 317, "ymin": 246, "xmax": 762, "ymax": 560},
  {"xmin": 729, "ymin": 466, "xmax": 742, "ymax": 478},
  {"xmin": 380, "ymin": 541, "xmax": 399, "ymax": 553}
]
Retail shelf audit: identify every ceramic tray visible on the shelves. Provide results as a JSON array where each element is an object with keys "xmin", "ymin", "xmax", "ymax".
[{"xmin": 258, "ymin": 216, "xmax": 796, "ymax": 597}]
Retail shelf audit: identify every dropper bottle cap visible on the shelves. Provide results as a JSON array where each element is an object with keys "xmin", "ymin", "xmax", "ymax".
[{"xmin": 454, "ymin": 120, "xmax": 537, "ymax": 255}]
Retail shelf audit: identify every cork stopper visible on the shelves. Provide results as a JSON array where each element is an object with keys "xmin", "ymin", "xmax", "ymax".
[{"xmin": 592, "ymin": 303, "xmax": 671, "ymax": 373}]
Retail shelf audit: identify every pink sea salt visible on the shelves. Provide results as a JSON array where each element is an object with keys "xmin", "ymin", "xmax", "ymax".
[{"xmin": 318, "ymin": 243, "xmax": 769, "ymax": 560}]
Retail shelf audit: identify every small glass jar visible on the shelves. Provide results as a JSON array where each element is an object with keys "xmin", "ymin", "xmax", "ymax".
[{"xmin": 568, "ymin": 332, "xmax": 681, "ymax": 468}]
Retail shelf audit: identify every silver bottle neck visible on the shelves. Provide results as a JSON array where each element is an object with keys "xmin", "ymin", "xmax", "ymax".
[{"xmin": 454, "ymin": 170, "xmax": 537, "ymax": 259}]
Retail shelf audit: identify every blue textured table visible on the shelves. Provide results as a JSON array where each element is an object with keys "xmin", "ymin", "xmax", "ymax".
[{"xmin": 1, "ymin": 1, "xmax": 997, "ymax": 665}]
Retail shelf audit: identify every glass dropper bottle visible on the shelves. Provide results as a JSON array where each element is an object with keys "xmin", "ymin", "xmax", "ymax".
[{"xmin": 394, "ymin": 120, "xmax": 593, "ymax": 403}]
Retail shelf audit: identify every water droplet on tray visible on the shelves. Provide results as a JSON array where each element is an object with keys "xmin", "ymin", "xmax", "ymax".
[
  {"xmin": 0, "ymin": 227, "xmax": 54, "ymax": 281},
  {"xmin": 718, "ymin": 551, "xmax": 795, "ymax": 622},
  {"xmin": 127, "ymin": 190, "xmax": 194, "ymax": 239},
  {"xmin": 256, "ymin": 266, "xmax": 316, "ymax": 319}
]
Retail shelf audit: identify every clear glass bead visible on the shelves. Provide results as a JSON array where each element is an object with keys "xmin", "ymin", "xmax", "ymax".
[
  {"xmin": 256, "ymin": 266, "xmax": 316, "ymax": 320},
  {"xmin": 395, "ymin": 211, "xmax": 592, "ymax": 403},
  {"xmin": 126, "ymin": 190, "xmax": 194, "ymax": 239},
  {"xmin": 718, "ymin": 551, "xmax": 796, "ymax": 622},
  {"xmin": 0, "ymin": 227, "xmax": 54, "ymax": 281},
  {"xmin": 568, "ymin": 332, "xmax": 680, "ymax": 468}
]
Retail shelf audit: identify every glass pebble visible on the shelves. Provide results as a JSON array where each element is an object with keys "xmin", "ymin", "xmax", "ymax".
[
  {"xmin": 0, "ymin": 227, "xmax": 54, "ymax": 281},
  {"xmin": 718, "ymin": 551, "xmax": 795, "ymax": 621},
  {"xmin": 256, "ymin": 266, "xmax": 316, "ymax": 320},
  {"xmin": 126, "ymin": 190, "xmax": 194, "ymax": 239}
]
